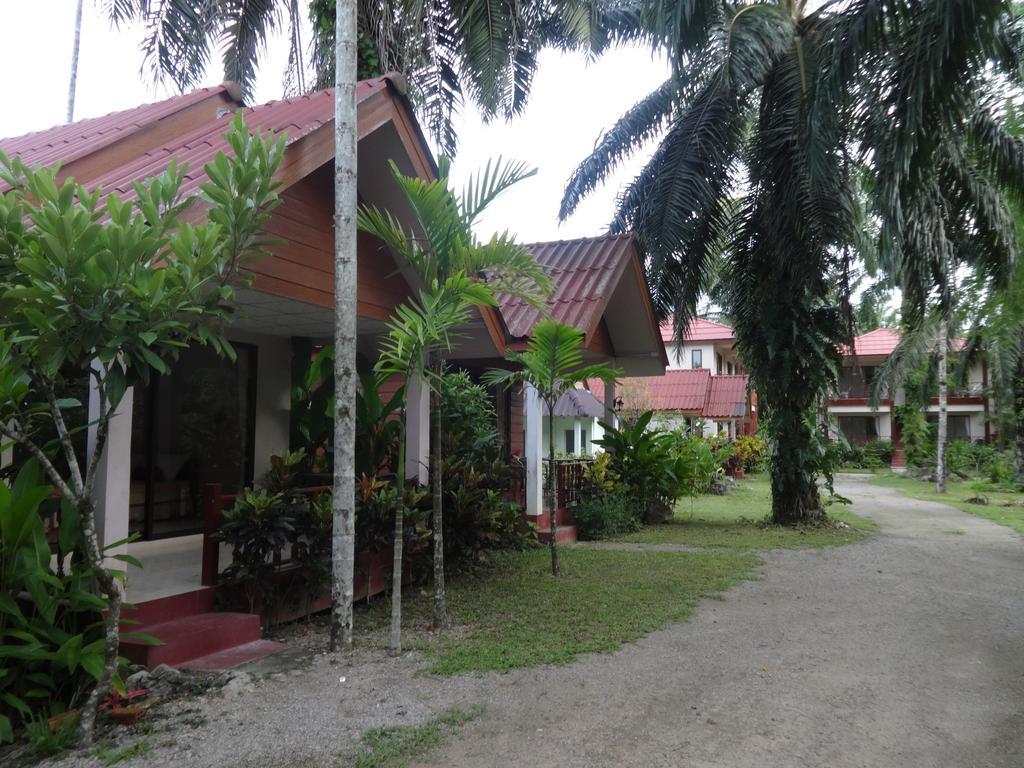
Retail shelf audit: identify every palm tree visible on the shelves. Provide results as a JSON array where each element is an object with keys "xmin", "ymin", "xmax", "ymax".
[
  {"xmin": 105, "ymin": 0, "xmax": 599, "ymax": 155},
  {"xmin": 67, "ymin": 0, "xmax": 84, "ymax": 122},
  {"xmin": 358, "ymin": 157, "xmax": 549, "ymax": 630},
  {"xmin": 329, "ymin": 0, "xmax": 358, "ymax": 653},
  {"xmin": 560, "ymin": 0, "xmax": 1024, "ymax": 524},
  {"xmin": 484, "ymin": 320, "xmax": 620, "ymax": 576},
  {"xmin": 959, "ymin": 261, "xmax": 1024, "ymax": 479},
  {"xmin": 373, "ymin": 274, "xmax": 506, "ymax": 652}
]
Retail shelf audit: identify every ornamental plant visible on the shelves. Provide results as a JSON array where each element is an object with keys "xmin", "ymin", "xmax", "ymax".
[{"xmin": 0, "ymin": 113, "xmax": 283, "ymax": 744}]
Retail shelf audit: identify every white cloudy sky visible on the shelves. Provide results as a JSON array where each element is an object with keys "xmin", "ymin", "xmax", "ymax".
[{"xmin": 0, "ymin": 1, "xmax": 668, "ymax": 243}]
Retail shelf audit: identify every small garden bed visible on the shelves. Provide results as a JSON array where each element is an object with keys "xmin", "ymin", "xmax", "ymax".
[{"xmin": 614, "ymin": 477, "xmax": 878, "ymax": 549}]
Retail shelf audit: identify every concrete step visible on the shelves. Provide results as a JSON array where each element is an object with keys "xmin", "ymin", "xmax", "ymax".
[
  {"xmin": 537, "ymin": 525, "xmax": 577, "ymax": 544},
  {"xmin": 121, "ymin": 612, "xmax": 263, "ymax": 668},
  {"xmin": 179, "ymin": 639, "xmax": 285, "ymax": 671}
]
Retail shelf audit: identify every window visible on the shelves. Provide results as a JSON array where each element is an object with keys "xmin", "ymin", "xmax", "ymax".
[
  {"xmin": 927, "ymin": 413, "xmax": 972, "ymax": 441},
  {"xmin": 691, "ymin": 349, "xmax": 703, "ymax": 369},
  {"xmin": 564, "ymin": 429, "xmax": 575, "ymax": 454},
  {"xmin": 581, "ymin": 429, "xmax": 588, "ymax": 454},
  {"xmin": 837, "ymin": 415, "xmax": 878, "ymax": 445}
]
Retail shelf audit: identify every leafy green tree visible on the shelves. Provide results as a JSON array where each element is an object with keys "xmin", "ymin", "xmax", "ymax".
[
  {"xmin": 0, "ymin": 114, "xmax": 283, "ymax": 744},
  {"xmin": 484, "ymin": 320, "xmax": 620, "ymax": 576},
  {"xmin": 359, "ymin": 157, "xmax": 549, "ymax": 634},
  {"xmin": 560, "ymin": 0, "xmax": 1024, "ymax": 523}
]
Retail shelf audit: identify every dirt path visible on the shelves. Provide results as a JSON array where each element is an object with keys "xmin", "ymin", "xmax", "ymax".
[
  {"xmin": 50, "ymin": 476, "xmax": 1023, "ymax": 768},
  {"xmin": 411, "ymin": 475, "xmax": 1024, "ymax": 768}
]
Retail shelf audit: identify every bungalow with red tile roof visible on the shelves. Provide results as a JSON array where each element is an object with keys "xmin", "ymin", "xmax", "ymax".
[
  {"xmin": 497, "ymin": 233, "xmax": 667, "ymax": 529},
  {"xmin": 828, "ymin": 328, "xmax": 990, "ymax": 467},
  {"xmin": 586, "ymin": 316, "xmax": 755, "ymax": 439},
  {"xmin": 0, "ymin": 78, "xmax": 666, "ymax": 661}
]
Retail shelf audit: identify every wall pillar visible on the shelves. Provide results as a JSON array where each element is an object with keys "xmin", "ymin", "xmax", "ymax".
[
  {"xmin": 524, "ymin": 384, "xmax": 544, "ymax": 517},
  {"xmin": 573, "ymin": 418, "xmax": 583, "ymax": 457},
  {"xmin": 405, "ymin": 371, "xmax": 430, "ymax": 485},
  {"xmin": 87, "ymin": 378, "xmax": 133, "ymax": 569},
  {"xmin": 603, "ymin": 379, "xmax": 617, "ymax": 428}
]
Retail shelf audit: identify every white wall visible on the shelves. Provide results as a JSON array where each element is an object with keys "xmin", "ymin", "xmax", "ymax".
[
  {"xmin": 665, "ymin": 342, "xmax": 715, "ymax": 371},
  {"xmin": 227, "ymin": 330, "xmax": 292, "ymax": 480},
  {"xmin": 542, "ymin": 415, "xmax": 600, "ymax": 455}
]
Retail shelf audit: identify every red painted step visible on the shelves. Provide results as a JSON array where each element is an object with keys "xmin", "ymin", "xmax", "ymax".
[
  {"xmin": 179, "ymin": 639, "xmax": 285, "ymax": 671},
  {"xmin": 121, "ymin": 612, "xmax": 264, "ymax": 668},
  {"xmin": 537, "ymin": 525, "xmax": 577, "ymax": 544}
]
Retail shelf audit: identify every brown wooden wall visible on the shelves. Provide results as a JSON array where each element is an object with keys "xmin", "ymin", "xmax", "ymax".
[
  {"xmin": 248, "ymin": 166, "xmax": 411, "ymax": 320},
  {"xmin": 510, "ymin": 383, "xmax": 524, "ymax": 456}
]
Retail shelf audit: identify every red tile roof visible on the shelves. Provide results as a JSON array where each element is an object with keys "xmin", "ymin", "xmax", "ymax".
[
  {"xmin": 843, "ymin": 327, "xmax": 965, "ymax": 358},
  {"xmin": 846, "ymin": 328, "xmax": 901, "ymax": 357},
  {"xmin": 589, "ymin": 370, "xmax": 749, "ymax": 419},
  {"xmin": 1, "ymin": 77, "xmax": 396, "ymax": 198},
  {"xmin": 0, "ymin": 85, "xmax": 232, "ymax": 173},
  {"xmin": 704, "ymin": 375, "xmax": 749, "ymax": 419},
  {"xmin": 500, "ymin": 233, "xmax": 638, "ymax": 338},
  {"xmin": 661, "ymin": 317, "xmax": 736, "ymax": 343}
]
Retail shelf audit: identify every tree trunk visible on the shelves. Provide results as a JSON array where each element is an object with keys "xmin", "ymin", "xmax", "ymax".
[
  {"xmin": 430, "ymin": 353, "xmax": 446, "ymax": 628},
  {"xmin": 1013, "ymin": 352, "xmax": 1024, "ymax": 481},
  {"xmin": 329, "ymin": 0, "xmax": 358, "ymax": 653},
  {"xmin": 547, "ymin": 398, "xmax": 559, "ymax": 576},
  {"xmin": 389, "ymin": 413, "xmax": 407, "ymax": 654},
  {"xmin": 769, "ymin": 410, "xmax": 825, "ymax": 526},
  {"xmin": 936, "ymin": 314, "xmax": 948, "ymax": 494},
  {"xmin": 76, "ymin": 497, "xmax": 122, "ymax": 746},
  {"xmin": 67, "ymin": 0, "xmax": 83, "ymax": 123}
]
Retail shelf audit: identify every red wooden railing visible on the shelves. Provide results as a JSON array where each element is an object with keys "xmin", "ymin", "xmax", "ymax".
[{"xmin": 200, "ymin": 483, "xmax": 330, "ymax": 587}]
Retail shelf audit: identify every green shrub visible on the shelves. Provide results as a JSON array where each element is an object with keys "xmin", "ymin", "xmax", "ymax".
[
  {"xmin": 0, "ymin": 462, "xmax": 119, "ymax": 743},
  {"xmin": 574, "ymin": 493, "xmax": 641, "ymax": 540},
  {"xmin": 733, "ymin": 435, "xmax": 767, "ymax": 472}
]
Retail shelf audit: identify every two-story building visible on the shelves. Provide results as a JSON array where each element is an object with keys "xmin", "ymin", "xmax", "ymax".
[{"xmin": 828, "ymin": 328, "xmax": 990, "ymax": 466}]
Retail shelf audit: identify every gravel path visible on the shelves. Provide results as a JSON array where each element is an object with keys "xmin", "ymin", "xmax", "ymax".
[
  {"xmin": 412, "ymin": 475, "xmax": 1024, "ymax": 768},
  {"xmin": 47, "ymin": 475, "xmax": 1024, "ymax": 768}
]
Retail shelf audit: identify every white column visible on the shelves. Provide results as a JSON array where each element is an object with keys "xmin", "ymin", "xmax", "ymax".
[
  {"xmin": 1, "ymin": 423, "xmax": 12, "ymax": 473},
  {"xmin": 603, "ymin": 379, "xmax": 618, "ymax": 428},
  {"xmin": 87, "ymin": 381, "xmax": 133, "ymax": 568},
  {"xmin": 524, "ymin": 384, "xmax": 544, "ymax": 517},
  {"xmin": 573, "ymin": 418, "xmax": 582, "ymax": 457},
  {"xmin": 405, "ymin": 371, "xmax": 430, "ymax": 485}
]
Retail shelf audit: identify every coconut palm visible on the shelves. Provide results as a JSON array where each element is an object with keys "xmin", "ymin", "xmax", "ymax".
[
  {"xmin": 560, "ymin": 0, "xmax": 1024, "ymax": 524},
  {"xmin": 358, "ymin": 156, "xmax": 549, "ymax": 630},
  {"xmin": 483, "ymin": 320, "xmax": 620, "ymax": 576},
  {"xmin": 105, "ymin": 0, "xmax": 601, "ymax": 155}
]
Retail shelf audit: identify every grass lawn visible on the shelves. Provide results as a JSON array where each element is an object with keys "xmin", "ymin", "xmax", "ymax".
[
  {"xmin": 869, "ymin": 473, "xmax": 1024, "ymax": 536},
  {"xmin": 614, "ymin": 476, "xmax": 878, "ymax": 549},
  {"xmin": 355, "ymin": 547, "xmax": 758, "ymax": 675}
]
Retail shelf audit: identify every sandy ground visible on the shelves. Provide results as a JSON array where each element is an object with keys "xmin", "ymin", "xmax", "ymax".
[{"xmin": 47, "ymin": 475, "xmax": 1024, "ymax": 768}]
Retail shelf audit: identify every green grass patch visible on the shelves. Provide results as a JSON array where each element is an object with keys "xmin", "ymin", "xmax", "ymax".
[
  {"xmin": 615, "ymin": 476, "xmax": 877, "ymax": 549},
  {"xmin": 869, "ymin": 473, "xmax": 1024, "ymax": 536},
  {"xmin": 94, "ymin": 739, "xmax": 152, "ymax": 766},
  {"xmin": 349, "ymin": 708, "xmax": 480, "ymax": 768},
  {"xmin": 356, "ymin": 547, "xmax": 758, "ymax": 675}
]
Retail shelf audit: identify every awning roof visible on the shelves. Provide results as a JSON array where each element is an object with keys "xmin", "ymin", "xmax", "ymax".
[{"xmin": 548, "ymin": 388, "xmax": 605, "ymax": 418}]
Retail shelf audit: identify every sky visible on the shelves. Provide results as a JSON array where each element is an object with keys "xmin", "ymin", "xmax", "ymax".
[{"xmin": 0, "ymin": 2, "xmax": 669, "ymax": 243}]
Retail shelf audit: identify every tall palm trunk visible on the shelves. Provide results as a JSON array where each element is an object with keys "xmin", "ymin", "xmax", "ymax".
[
  {"xmin": 329, "ymin": 0, "xmax": 358, "ymax": 652},
  {"xmin": 936, "ymin": 313, "xmax": 948, "ymax": 494},
  {"xmin": 430, "ymin": 353, "xmax": 446, "ymax": 628},
  {"xmin": 67, "ymin": 0, "xmax": 83, "ymax": 122},
  {"xmin": 390, "ymin": 411, "xmax": 407, "ymax": 654},
  {"xmin": 546, "ymin": 398, "xmax": 559, "ymax": 576}
]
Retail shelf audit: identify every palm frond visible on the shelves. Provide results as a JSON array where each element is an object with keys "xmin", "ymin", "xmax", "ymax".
[{"xmin": 221, "ymin": 0, "xmax": 282, "ymax": 100}]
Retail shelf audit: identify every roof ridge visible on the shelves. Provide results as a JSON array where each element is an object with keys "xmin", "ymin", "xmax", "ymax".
[{"xmin": 523, "ymin": 232, "xmax": 634, "ymax": 248}]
